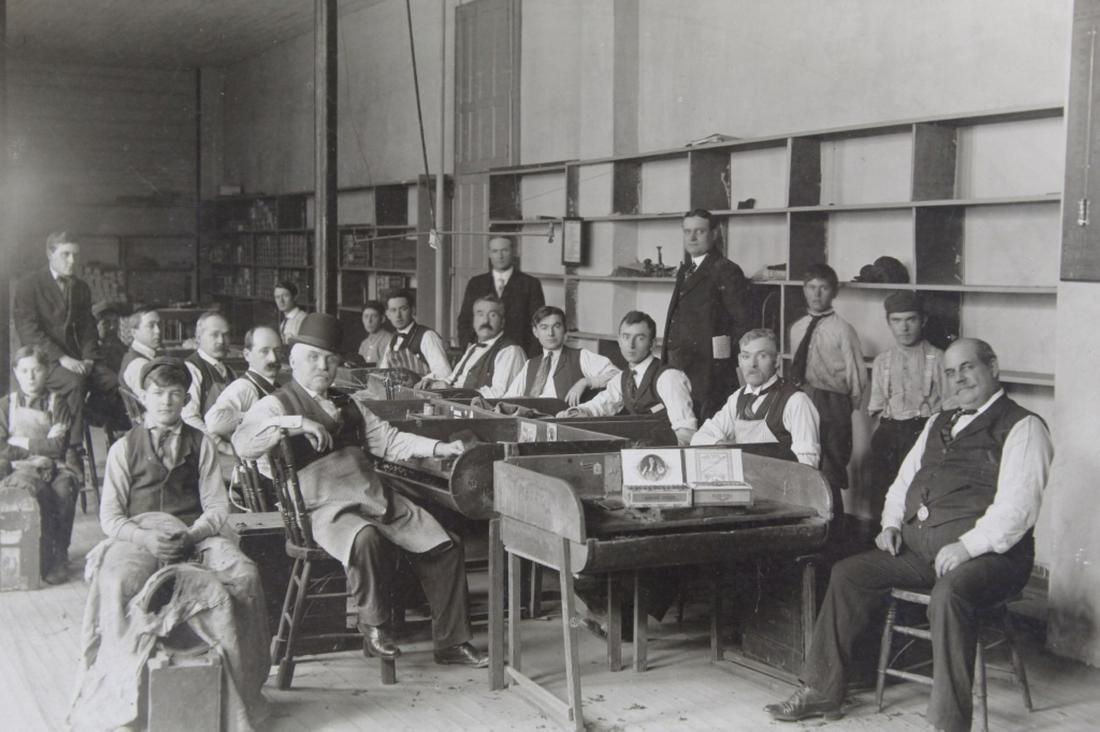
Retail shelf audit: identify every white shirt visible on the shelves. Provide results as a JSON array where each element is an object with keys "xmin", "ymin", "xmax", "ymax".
[
  {"xmin": 204, "ymin": 371, "xmax": 277, "ymax": 440},
  {"xmin": 122, "ymin": 341, "xmax": 157, "ymax": 395},
  {"xmin": 881, "ymin": 389, "xmax": 1054, "ymax": 558},
  {"xmin": 503, "ymin": 347, "xmax": 620, "ymax": 399},
  {"xmin": 183, "ymin": 350, "xmax": 229, "ymax": 434},
  {"xmin": 493, "ymin": 267, "xmax": 514, "ymax": 296},
  {"xmin": 573, "ymin": 355, "xmax": 698, "ymax": 435},
  {"xmin": 381, "ymin": 323, "xmax": 452, "ymax": 379},
  {"xmin": 691, "ymin": 374, "xmax": 821, "ymax": 468},
  {"xmin": 280, "ymin": 308, "xmax": 306, "ymax": 341},
  {"xmin": 446, "ymin": 332, "xmax": 526, "ymax": 398}
]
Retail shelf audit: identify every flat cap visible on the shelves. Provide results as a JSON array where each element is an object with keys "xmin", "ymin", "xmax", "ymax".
[
  {"xmin": 883, "ymin": 291, "xmax": 924, "ymax": 315},
  {"xmin": 139, "ymin": 356, "xmax": 193, "ymax": 389}
]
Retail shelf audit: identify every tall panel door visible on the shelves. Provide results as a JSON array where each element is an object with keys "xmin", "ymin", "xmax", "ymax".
[
  {"xmin": 451, "ymin": 0, "xmax": 519, "ymax": 334},
  {"xmin": 1063, "ymin": 0, "xmax": 1100, "ymax": 280}
]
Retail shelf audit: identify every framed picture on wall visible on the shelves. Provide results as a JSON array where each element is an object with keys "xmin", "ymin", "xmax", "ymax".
[{"xmin": 561, "ymin": 217, "xmax": 584, "ymax": 265}]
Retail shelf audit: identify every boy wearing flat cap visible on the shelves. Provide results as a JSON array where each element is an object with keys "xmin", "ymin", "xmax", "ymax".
[{"xmin": 866, "ymin": 291, "xmax": 950, "ymax": 518}]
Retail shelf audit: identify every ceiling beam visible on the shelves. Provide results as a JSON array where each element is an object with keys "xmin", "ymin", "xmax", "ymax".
[{"xmin": 314, "ymin": 0, "xmax": 338, "ymax": 315}]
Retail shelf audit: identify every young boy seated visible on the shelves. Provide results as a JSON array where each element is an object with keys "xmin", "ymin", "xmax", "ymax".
[
  {"xmin": 788, "ymin": 263, "xmax": 866, "ymax": 518},
  {"xmin": 866, "ymin": 291, "xmax": 950, "ymax": 518},
  {"xmin": 70, "ymin": 357, "xmax": 269, "ymax": 730},
  {"xmin": 0, "ymin": 346, "xmax": 79, "ymax": 585}
]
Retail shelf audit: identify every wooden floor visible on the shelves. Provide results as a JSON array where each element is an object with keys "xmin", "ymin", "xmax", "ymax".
[{"xmin": 4, "ymin": 433, "xmax": 1100, "ymax": 731}]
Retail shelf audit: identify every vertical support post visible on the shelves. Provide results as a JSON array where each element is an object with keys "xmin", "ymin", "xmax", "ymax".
[
  {"xmin": 314, "ymin": 0, "xmax": 338, "ymax": 314},
  {"xmin": 710, "ymin": 564, "xmax": 724, "ymax": 662},
  {"xmin": 607, "ymin": 574, "xmax": 622, "ymax": 671},
  {"xmin": 557, "ymin": 538, "xmax": 584, "ymax": 731},
  {"xmin": 0, "ymin": 0, "xmax": 9, "ymax": 393},
  {"xmin": 434, "ymin": 0, "xmax": 448, "ymax": 339},
  {"xmin": 633, "ymin": 570, "xmax": 648, "ymax": 672},
  {"xmin": 488, "ymin": 518, "xmax": 505, "ymax": 690},
  {"xmin": 508, "ymin": 549, "xmax": 523, "ymax": 673}
]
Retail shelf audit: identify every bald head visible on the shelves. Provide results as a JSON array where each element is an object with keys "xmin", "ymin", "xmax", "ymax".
[
  {"xmin": 244, "ymin": 326, "xmax": 282, "ymax": 380},
  {"xmin": 944, "ymin": 338, "xmax": 1000, "ymax": 409}
]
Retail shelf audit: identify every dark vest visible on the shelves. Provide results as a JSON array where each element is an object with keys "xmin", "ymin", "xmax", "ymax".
[
  {"xmin": 120, "ymin": 347, "xmax": 150, "ymax": 383},
  {"xmin": 392, "ymin": 323, "xmax": 430, "ymax": 357},
  {"xmin": 523, "ymin": 346, "xmax": 585, "ymax": 397},
  {"xmin": 461, "ymin": 336, "xmax": 519, "ymax": 390},
  {"xmin": 904, "ymin": 395, "xmax": 1035, "ymax": 530},
  {"xmin": 273, "ymin": 379, "xmax": 364, "ymax": 470},
  {"xmin": 620, "ymin": 358, "xmax": 672, "ymax": 416},
  {"xmin": 186, "ymin": 352, "xmax": 235, "ymax": 414},
  {"xmin": 734, "ymin": 378, "xmax": 802, "ymax": 462},
  {"xmin": 124, "ymin": 423, "xmax": 204, "ymax": 525}
]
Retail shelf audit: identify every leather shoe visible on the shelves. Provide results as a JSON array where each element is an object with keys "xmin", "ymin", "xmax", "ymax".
[
  {"xmin": 359, "ymin": 624, "xmax": 401, "ymax": 659},
  {"xmin": 764, "ymin": 686, "xmax": 843, "ymax": 722},
  {"xmin": 43, "ymin": 566, "xmax": 69, "ymax": 586},
  {"xmin": 433, "ymin": 642, "xmax": 488, "ymax": 668}
]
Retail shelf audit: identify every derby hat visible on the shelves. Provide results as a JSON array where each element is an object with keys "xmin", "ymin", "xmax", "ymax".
[{"xmin": 291, "ymin": 312, "xmax": 342, "ymax": 353}]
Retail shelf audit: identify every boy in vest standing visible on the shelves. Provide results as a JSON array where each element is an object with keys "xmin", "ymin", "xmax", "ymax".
[
  {"xmin": 788, "ymin": 264, "xmax": 866, "ymax": 516},
  {"xmin": 0, "ymin": 346, "xmax": 79, "ymax": 584},
  {"xmin": 766, "ymin": 339, "xmax": 1052, "ymax": 732},
  {"xmin": 380, "ymin": 289, "xmax": 451, "ymax": 379},
  {"xmin": 692, "ymin": 328, "xmax": 820, "ymax": 467},
  {"xmin": 866, "ymin": 292, "xmax": 950, "ymax": 518},
  {"xmin": 504, "ymin": 305, "xmax": 619, "ymax": 405},
  {"xmin": 71, "ymin": 358, "xmax": 269, "ymax": 729},
  {"xmin": 558, "ymin": 311, "xmax": 697, "ymax": 445},
  {"xmin": 417, "ymin": 294, "xmax": 525, "ymax": 398}
]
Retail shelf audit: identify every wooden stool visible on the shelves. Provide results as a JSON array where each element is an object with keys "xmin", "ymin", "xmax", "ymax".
[
  {"xmin": 268, "ymin": 434, "xmax": 396, "ymax": 689},
  {"xmin": 875, "ymin": 588, "xmax": 1033, "ymax": 732}
]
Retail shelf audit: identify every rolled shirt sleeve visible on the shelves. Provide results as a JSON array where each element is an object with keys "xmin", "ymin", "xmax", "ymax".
[
  {"xmin": 361, "ymin": 405, "xmax": 441, "ymax": 460},
  {"xmin": 419, "ymin": 329, "xmax": 453, "ymax": 380},
  {"xmin": 480, "ymin": 345, "xmax": 526, "ymax": 399},
  {"xmin": 783, "ymin": 390, "xmax": 821, "ymax": 468},
  {"xmin": 574, "ymin": 377, "xmax": 623, "ymax": 418},
  {"xmin": 205, "ymin": 378, "xmax": 255, "ymax": 440},
  {"xmin": 691, "ymin": 393, "xmax": 738, "ymax": 445},
  {"xmin": 655, "ymin": 369, "xmax": 698, "ymax": 434},
  {"xmin": 231, "ymin": 394, "xmax": 301, "ymax": 461},
  {"xmin": 181, "ymin": 362, "xmax": 208, "ymax": 433},
  {"xmin": 579, "ymin": 349, "xmax": 620, "ymax": 389}
]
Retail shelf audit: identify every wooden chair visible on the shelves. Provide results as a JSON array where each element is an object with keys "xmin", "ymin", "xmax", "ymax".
[
  {"xmin": 118, "ymin": 385, "xmax": 145, "ymax": 424},
  {"xmin": 267, "ymin": 432, "xmax": 396, "ymax": 688},
  {"xmin": 875, "ymin": 588, "xmax": 1033, "ymax": 732},
  {"xmin": 76, "ymin": 392, "xmax": 125, "ymax": 514},
  {"xmin": 228, "ymin": 456, "xmax": 272, "ymax": 514}
]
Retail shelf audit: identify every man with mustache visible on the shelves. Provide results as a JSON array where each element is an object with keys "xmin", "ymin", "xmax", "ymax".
[
  {"xmin": 205, "ymin": 326, "xmax": 283, "ymax": 439},
  {"xmin": 181, "ymin": 311, "xmax": 236, "ymax": 436},
  {"xmin": 417, "ymin": 295, "xmax": 525, "ymax": 398}
]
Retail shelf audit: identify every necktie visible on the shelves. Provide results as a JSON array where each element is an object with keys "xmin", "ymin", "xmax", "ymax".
[
  {"xmin": 214, "ymin": 361, "xmax": 227, "ymax": 380},
  {"xmin": 495, "ymin": 276, "xmax": 505, "ymax": 297},
  {"xmin": 450, "ymin": 342, "xmax": 487, "ymax": 385},
  {"xmin": 392, "ymin": 331, "xmax": 408, "ymax": 351},
  {"xmin": 681, "ymin": 260, "xmax": 697, "ymax": 279},
  {"xmin": 624, "ymin": 369, "xmax": 639, "ymax": 402},
  {"xmin": 790, "ymin": 314, "xmax": 826, "ymax": 385},
  {"xmin": 155, "ymin": 428, "xmax": 173, "ymax": 466},
  {"xmin": 528, "ymin": 353, "xmax": 553, "ymax": 397},
  {"xmin": 736, "ymin": 381, "xmax": 776, "ymax": 419},
  {"xmin": 940, "ymin": 408, "xmax": 978, "ymax": 445}
]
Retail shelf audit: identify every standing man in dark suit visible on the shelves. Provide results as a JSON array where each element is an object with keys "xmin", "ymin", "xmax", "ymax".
[
  {"xmin": 13, "ymin": 231, "xmax": 122, "ymax": 450},
  {"xmin": 663, "ymin": 209, "xmax": 751, "ymax": 420},
  {"xmin": 457, "ymin": 235, "xmax": 545, "ymax": 356}
]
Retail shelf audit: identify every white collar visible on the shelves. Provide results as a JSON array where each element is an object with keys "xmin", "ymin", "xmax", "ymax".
[
  {"xmin": 246, "ymin": 370, "xmax": 276, "ymax": 388},
  {"xmin": 542, "ymin": 347, "xmax": 563, "ymax": 359},
  {"xmin": 807, "ymin": 309, "xmax": 835, "ymax": 318},
  {"xmin": 629, "ymin": 355, "xmax": 655, "ymax": 375},
  {"xmin": 691, "ymin": 253, "xmax": 707, "ymax": 266},
  {"xmin": 965, "ymin": 388, "xmax": 1005, "ymax": 418},
  {"xmin": 283, "ymin": 307, "xmax": 302, "ymax": 319},
  {"xmin": 476, "ymin": 332, "xmax": 504, "ymax": 348},
  {"xmin": 132, "ymin": 341, "xmax": 157, "ymax": 359},
  {"xmin": 50, "ymin": 267, "xmax": 69, "ymax": 281},
  {"xmin": 493, "ymin": 266, "xmax": 514, "ymax": 279},
  {"xmin": 396, "ymin": 322, "xmax": 416, "ymax": 335},
  {"xmin": 197, "ymin": 349, "xmax": 223, "ymax": 368},
  {"xmin": 143, "ymin": 418, "xmax": 182, "ymax": 434},
  {"xmin": 745, "ymin": 373, "xmax": 779, "ymax": 395}
]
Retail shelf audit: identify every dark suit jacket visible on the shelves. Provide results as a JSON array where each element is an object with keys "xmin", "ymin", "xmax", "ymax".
[
  {"xmin": 458, "ymin": 269, "xmax": 545, "ymax": 356},
  {"xmin": 663, "ymin": 251, "xmax": 750, "ymax": 419},
  {"xmin": 13, "ymin": 268, "xmax": 99, "ymax": 363}
]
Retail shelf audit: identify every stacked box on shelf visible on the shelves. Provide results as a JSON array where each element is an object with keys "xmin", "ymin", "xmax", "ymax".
[
  {"xmin": 340, "ymin": 229, "xmax": 372, "ymax": 268},
  {"xmin": 255, "ymin": 267, "xmax": 278, "ymax": 298},
  {"xmin": 279, "ymin": 233, "xmax": 312, "ymax": 267},
  {"xmin": 255, "ymin": 235, "xmax": 279, "ymax": 267}
]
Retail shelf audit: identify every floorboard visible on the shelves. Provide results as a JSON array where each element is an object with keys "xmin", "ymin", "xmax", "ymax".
[{"xmin": 3, "ymin": 428, "xmax": 1099, "ymax": 731}]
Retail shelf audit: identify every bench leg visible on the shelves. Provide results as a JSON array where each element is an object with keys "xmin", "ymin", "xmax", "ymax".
[
  {"xmin": 557, "ymin": 538, "xmax": 584, "ymax": 732},
  {"xmin": 488, "ymin": 518, "xmax": 506, "ymax": 690},
  {"xmin": 633, "ymin": 571, "xmax": 648, "ymax": 672},
  {"xmin": 508, "ymin": 550, "xmax": 523, "ymax": 674},
  {"xmin": 607, "ymin": 574, "xmax": 622, "ymax": 672},
  {"xmin": 710, "ymin": 565, "xmax": 723, "ymax": 662}
]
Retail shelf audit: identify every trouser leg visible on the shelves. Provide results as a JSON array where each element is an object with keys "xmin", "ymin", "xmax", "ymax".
[
  {"xmin": 867, "ymin": 419, "xmax": 925, "ymax": 520},
  {"xmin": 926, "ymin": 551, "xmax": 1032, "ymax": 732},
  {"xmin": 46, "ymin": 364, "xmax": 87, "ymax": 448},
  {"xmin": 84, "ymin": 362, "xmax": 126, "ymax": 432},
  {"xmin": 346, "ymin": 526, "xmax": 396, "ymax": 627},
  {"xmin": 408, "ymin": 529, "xmax": 471, "ymax": 650},
  {"xmin": 49, "ymin": 471, "xmax": 79, "ymax": 562},
  {"xmin": 94, "ymin": 540, "xmax": 159, "ymax": 641},
  {"xmin": 811, "ymin": 390, "xmax": 853, "ymax": 515},
  {"xmin": 802, "ymin": 547, "xmax": 935, "ymax": 704}
]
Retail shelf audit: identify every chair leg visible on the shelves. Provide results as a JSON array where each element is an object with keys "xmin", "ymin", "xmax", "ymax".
[
  {"xmin": 633, "ymin": 571, "xmax": 648, "ymax": 673},
  {"xmin": 1002, "ymin": 611, "xmax": 1033, "ymax": 712},
  {"xmin": 528, "ymin": 562, "xmax": 544, "ymax": 619},
  {"xmin": 974, "ymin": 634, "xmax": 988, "ymax": 732},
  {"xmin": 271, "ymin": 558, "xmax": 301, "ymax": 664},
  {"xmin": 710, "ymin": 565, "xmax": 723, "ymax": 663},
  {"xmin": 607, "ymin": 574, "xmax": 623, "ymax": 672},
  {"xmin": 876, "ymin": 598, "xmax": 898, "ymax": 712},
  {"xmin": 277, "ymin": 558, "xmax": 313, "ymax": 690}
]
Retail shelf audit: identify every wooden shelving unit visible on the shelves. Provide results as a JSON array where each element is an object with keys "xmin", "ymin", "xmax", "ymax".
[
  {"xmin": 486, "ymin": 105, "xmax": 1064, "ymax": 415},
  {"xmin": 200, "ymin": 176, "xmax": 448, "ymax": 349}
]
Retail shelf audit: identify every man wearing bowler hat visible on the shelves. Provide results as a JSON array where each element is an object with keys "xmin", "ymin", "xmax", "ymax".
[{"xmin": 233, "ymin": 313, "xmax": 488, "ymax": 667}]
